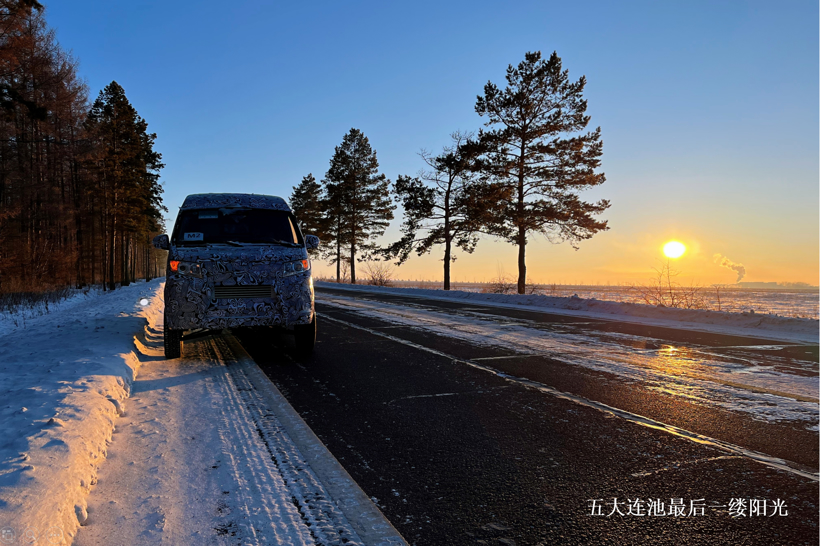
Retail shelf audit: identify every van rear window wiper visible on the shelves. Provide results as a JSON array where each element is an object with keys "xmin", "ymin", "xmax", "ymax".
[
  {"xmin": 222, "ymin": 240, "xmax": 300, "ymax": 247},
  {"xmin": 269, "ymin": 239, "xmax": 300, "ymax": 247}
]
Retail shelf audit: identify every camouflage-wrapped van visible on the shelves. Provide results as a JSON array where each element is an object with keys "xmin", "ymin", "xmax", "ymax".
[{"xmin": 152, "ymin": 193, "xmax": 319, "ymax": 358}]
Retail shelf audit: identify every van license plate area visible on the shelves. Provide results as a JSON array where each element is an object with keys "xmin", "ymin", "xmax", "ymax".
[{"xmin": 213, "ymin": 285, "xmax": 273, "ymax": 299}]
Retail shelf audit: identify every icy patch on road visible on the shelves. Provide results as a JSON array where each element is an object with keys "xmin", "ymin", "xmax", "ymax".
[
  {"xmin": 320, "ymin": 295, "xmax": 819, "ymax": 430},
  {"xmin": 317, "ymin": 282, "xmax": 819, "ymax": 344}
]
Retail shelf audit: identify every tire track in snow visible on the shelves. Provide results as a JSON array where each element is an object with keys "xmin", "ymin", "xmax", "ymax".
[
  {"xmin": 201, "ymin": 338, "xmax": 315, "ymax": 545},
  {"xmin": 205, "ymin": 335, "xmax": 365, "ymax": 546}
]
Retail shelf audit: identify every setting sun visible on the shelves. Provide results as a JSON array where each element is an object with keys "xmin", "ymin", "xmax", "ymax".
[{"xmin": 663, "ymin": 241, "xmax": 686, "ymax": 259}]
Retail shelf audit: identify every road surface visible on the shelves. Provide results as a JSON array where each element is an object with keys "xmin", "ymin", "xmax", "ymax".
[{"xmin": 235, "ymin": 286, "xmax": 819, "ymax": 546}]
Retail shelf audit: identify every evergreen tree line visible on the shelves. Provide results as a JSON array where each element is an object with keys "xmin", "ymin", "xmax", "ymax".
[
  {"xmin": 291, "ymin": 51, "xmax": 610, "ymax": 294},
  {"xmin": 0, "ymin": 2, "xmax": 166, "ymax": 294}
]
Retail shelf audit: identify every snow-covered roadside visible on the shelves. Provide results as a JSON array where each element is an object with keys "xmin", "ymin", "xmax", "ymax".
[
  {"xmin": 316, "ymin": 282, "xmax": 819, "ymax": 344},
  {"xmin": 0, "ymin": 280, "xmax": 163, "ymax": 545},
  {"xmin": 0, "ymin": 279, "xmax": 404, "ymax": 545},
  {"xmin": 0, "ymin": 287, "xmax": 108, "ymax": 339},
  {"xmin": 71, "ymin": 311, "xmax": 386, "ymax": 546},
  {"xmin": 72, "ymin": 312, "xmax": 323, "ymax": 545}
]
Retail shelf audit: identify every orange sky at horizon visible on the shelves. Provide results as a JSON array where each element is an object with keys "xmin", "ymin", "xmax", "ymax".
[
  {"xmin": 311, "ymin": 170, "xmax": 820, "ymax": 287},
  {"xmin": 312, "ymin": 230, "xmax": 820, "ymax": 288}
]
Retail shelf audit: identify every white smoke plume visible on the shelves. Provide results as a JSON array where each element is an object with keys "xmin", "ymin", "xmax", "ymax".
[{"xmin": 713, "ymin": 254, "xmax": 746, "ymax": 282}]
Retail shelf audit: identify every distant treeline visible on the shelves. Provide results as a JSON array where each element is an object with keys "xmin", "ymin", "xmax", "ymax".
[
  {"xmin": 292, "ymin": 52, "xmax": 610, "ymax": 294},
  {"xmin": 0, "ymin": 1, "xmax": 166, "ymax": 294}
]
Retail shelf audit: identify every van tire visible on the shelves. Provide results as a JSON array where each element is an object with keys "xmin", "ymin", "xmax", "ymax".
[
  {"xmin": 164, "ymin": 328, "xmax": 182, "ymax": 359},
  {"xmin": 294, "ymin": 316, "xmax": 316, "ymax": 355}
]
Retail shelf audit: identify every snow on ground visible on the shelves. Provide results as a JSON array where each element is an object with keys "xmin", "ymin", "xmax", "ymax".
[
  {"xmin": 0, "ymin": 287, "xmax": 108, "ymax": 339},
  {"xmin": 72, "ymin": 293, "xmax": 380, "ymax": 546},
  {"xmin": 0, "ymin": 280, "xmax": 401, "ymax": 546},
  {"xmin": 0, "ymin": 277, "xmax": 813, "ymax": 543},
  {"xmin": 0, "ymin": 280, "xmax": 162, "ymax": 544},
  {"xmin": 319, "ymin": 293, "xmax": 819, "ymax": 431},
  {"xmin": 316, "ymin": 282, "xmax": 819, "ymax": 344},
  {"xmin": 72, "ymin": 299, "xmax": 345, "ymax": 546}
]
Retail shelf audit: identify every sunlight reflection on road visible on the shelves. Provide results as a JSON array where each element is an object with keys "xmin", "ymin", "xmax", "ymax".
[{"xmin": 320, "ymin": 295, "xmax": 819, "ymax": 430}]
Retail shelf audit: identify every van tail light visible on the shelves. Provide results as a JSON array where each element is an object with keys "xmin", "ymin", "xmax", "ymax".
[
  {"xmin": 169, "ymin": 260, "xmax": 202, "ymax": 277},
  {"xmin": 283, "ymin": 259, "xmax": 311, "ymax": 277}
]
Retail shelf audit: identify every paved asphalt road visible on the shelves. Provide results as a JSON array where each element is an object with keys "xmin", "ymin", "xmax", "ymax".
[{"xmin": 235, "ymin": 287, "xmax": 819, "ymax": 545}]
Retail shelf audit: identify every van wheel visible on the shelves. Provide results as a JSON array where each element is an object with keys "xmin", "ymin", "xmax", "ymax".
[
  {"xmin": 294, "ymin": 316, "xmax": 316, "ymax": 355},
  {"xmin": 164, "ymin": 328, "xmax": 182, "ymax": 358}
]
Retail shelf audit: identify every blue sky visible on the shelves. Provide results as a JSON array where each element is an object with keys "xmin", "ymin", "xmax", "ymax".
[{"xmin": 47, "ymin": 1, "xmax": 818, "ymax": 284}]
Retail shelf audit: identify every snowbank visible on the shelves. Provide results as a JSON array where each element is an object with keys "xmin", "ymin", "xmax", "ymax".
[
  {"xmin": 0, "ymin": 280, "xmax": 164, "ymax": 544},
  {"xmin": 0, "ymin": 287, "xmax": 105, "ymax": 339},
  {"xmin": 316, "ymin": 282, "xmax": 819, "ymax": 344}
]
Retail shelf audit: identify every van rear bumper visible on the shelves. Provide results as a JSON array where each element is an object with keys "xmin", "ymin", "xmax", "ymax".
[
  {"xmin": 163, "ymin": 275, "xmax": 314, "ymax": 331},
  {"xmin": 172, "ymin": 310, "xmax": 314, "ymax": 331}
]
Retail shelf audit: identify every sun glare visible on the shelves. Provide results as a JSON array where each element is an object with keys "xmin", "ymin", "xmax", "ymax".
[{"xmin": 663, "ymin": 241, "xmax": 686, "ymax": 259}]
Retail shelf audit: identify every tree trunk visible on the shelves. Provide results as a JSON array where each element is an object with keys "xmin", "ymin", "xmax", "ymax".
[
  {"xmin": 90, "ymin": 205, "xmax": 96, "ymax": 286},
  {"xmin": 129, "ymin": 237, "xmax": 135, "ymax": 283},
  {"xmin": 443, "ymin": 183, "xmax": 452, "ymax": 290},
  {"xmin": 443, "ymin": 239, "xmax": 451, "ymax": 291},
  {"xmin": 121, "ymin": 232, "xmax": 130, "ymax": 286},
  {"xmin": 517, "ymin": 226, "xmax": 526, "ymax": 294},
  {"xmin": 130, "ymin": 237, "xmax": 135, "ymax": 283},
  {"xmin": 335, "ymin": 221, "xmax": 341, "ymax": 282},
  {"xmin": 517, "ymin": 149, "xmax": 526, "ymax": 295},
  {"xmin": 145, "ymin": 243, "xmax": 152, "ymax": 281},
  {"xmin": 350, "ymin": 240, "xmax": 356, "ymax": 284},
  {"xmin": 107, "ymin": 224, "xmax": 115, "ymax": 290},
  {"xmin": 75, "ymin": 221, "xmax": 83, "ymax": 288}
]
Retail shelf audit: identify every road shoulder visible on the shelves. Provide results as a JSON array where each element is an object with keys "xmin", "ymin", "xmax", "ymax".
[{"xmin": 222, "ymin": 334, "xmax": 406, "ymax": 546}]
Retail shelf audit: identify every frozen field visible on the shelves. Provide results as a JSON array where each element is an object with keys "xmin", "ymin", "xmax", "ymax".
[{"xmin": 383, "ymin": 281, "xmax": 820, "ymax": 319}]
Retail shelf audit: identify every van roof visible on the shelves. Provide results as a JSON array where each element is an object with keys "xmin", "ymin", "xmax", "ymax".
[{"xmin": 180, "ymin": 193, "xmax": 291, "ymax": 211}]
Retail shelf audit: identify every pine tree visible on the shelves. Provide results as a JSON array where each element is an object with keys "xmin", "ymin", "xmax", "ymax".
[
  {"xmin": 289, "ymin": 173, "xmax": 328, "ymax": 252},
  {"xmin": 0, "ymin": 3, "xmax": 86, "ymax": 291},
  {"xmin": 324, "ymin": 128, "xmax": 394, "ymax": 284},
  {"xmin": 386, "ymin": 131, "xmax": 505, "ymax": 290},
  {"xmin": 475, "ymin": 51, "xmax": 610, "ymax": 294},
  {"xmin": 84, "ymin": 81, "xmax": 164, "ymax": 290},
  {"xmin": 322, "ymin": 174, "xmax": 351, "ymax": 282},
  {"xmin": 0, "ymin": 4, "xmax": 164, "ymax": 293}
]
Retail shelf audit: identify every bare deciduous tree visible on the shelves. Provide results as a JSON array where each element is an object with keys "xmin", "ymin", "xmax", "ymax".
[
  {"xmin": 633, "ymin": 261, "xmax": 706, "ymax": 309},
  {"xmin": 362, "ymin": 261, "xmax": 394, "ymax": 287}
]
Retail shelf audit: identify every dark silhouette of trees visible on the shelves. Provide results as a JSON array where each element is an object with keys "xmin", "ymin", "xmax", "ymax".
[
  {"xmin": 0, "ymin": 4, "xmax": 166, "ymax": 295},
  {"xmin": 476, "ymin": 51, "xmax": 609, "ymax": 294},
  {"xmin": 84, "ymin": 81, "xmax": 165, "ymax": 290},
  {"xmin": 321, "ymin": 172, "xmax": 351, "ymax": 281},
  {"xmin": 323, "ymin": 128, "xmax": 394, "ymax": 284},
  {"xmin": 289, "ymin": 173, "xmax": 328, "ymax": 255},
  {"xmin": 386, "ymin": 131, "xmax": 506, "ymax": 290}
]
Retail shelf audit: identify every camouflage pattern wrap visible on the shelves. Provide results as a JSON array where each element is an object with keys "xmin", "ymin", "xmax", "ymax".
[
  {"xmin": 164, "ymin": 244, "xmax": 314, "ymax": 331},
  {"xmin": 180, "ymin": 193, "xmax": 290, "ymax": 211},
  {"xmin": 163, "ymin": 193, "xmax": 314, "ymax": 331}
]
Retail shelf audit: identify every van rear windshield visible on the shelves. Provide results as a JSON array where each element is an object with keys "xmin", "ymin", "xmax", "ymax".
[{"xmin": 171, "ymin": 208, "xmax": 302, "ymax": 245}]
